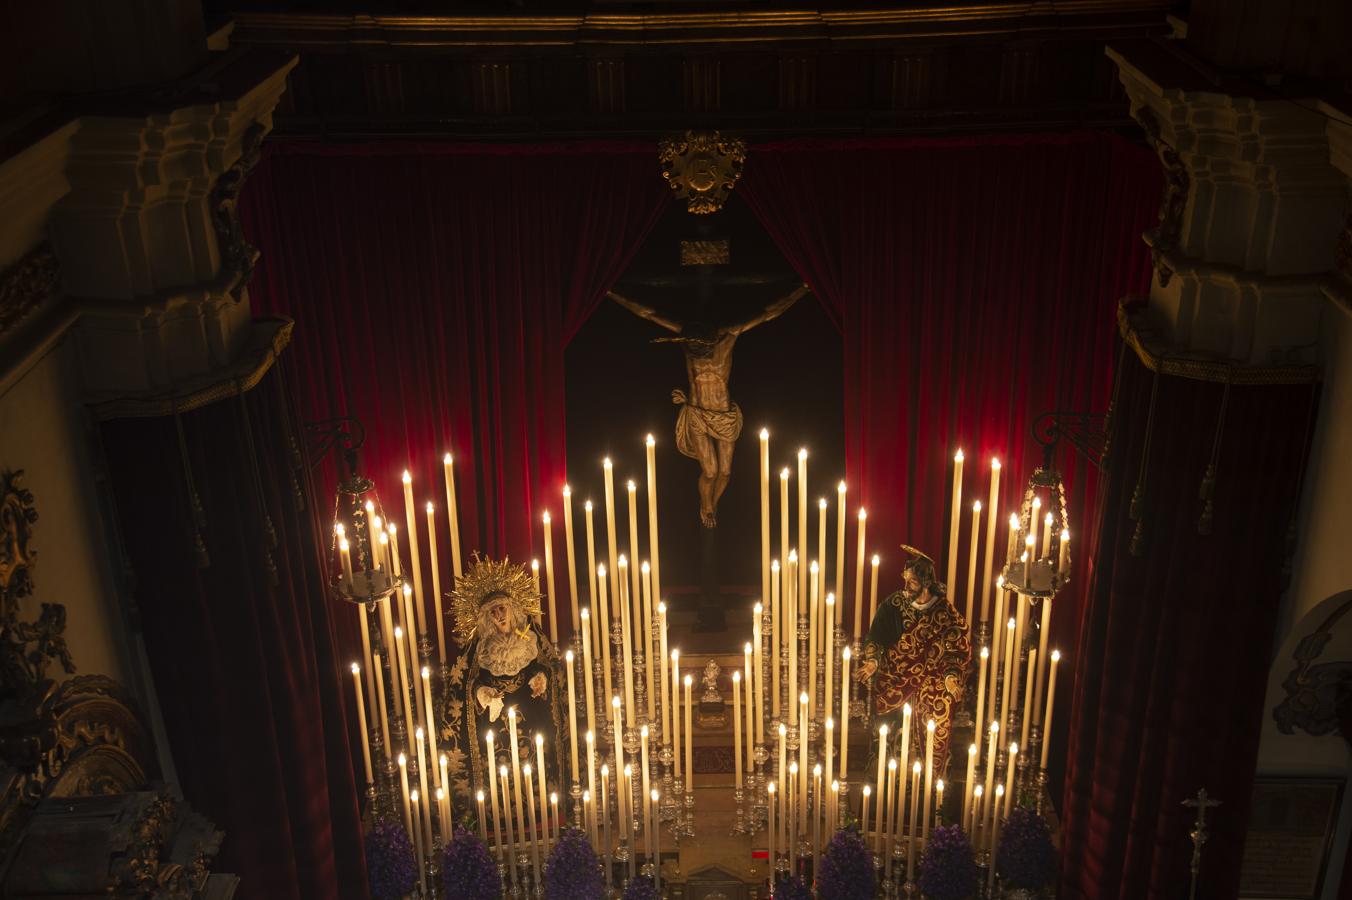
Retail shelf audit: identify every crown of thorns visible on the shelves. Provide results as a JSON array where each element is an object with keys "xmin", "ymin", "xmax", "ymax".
[{"xmin": 449, "ymin": 553, "xmax": 543, "ymax": 644}]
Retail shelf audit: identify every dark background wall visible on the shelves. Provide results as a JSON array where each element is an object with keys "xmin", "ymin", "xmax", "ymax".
[{"xmin": 564, "ymin": 192, "xmax": 844, "ymax": 616}]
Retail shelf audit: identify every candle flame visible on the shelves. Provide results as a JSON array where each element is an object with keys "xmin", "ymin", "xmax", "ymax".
[
  {"xmin": 339, "ymin": 538, "xmax": 349, "ymax": 551},
  {"xmin": 913, "ymin": 761, "xmax": 922, "ymax": 775},
  {"xmin": 1010, "ymin": 742, "xmax": 1019, "ymax": 755},
  {"xmin": 888, "ymin": 759, "xmax": 897, "ymax": 771},
  {"xmin": 641, "ymin": 560, "xmax": 649, "ymax": 573},
  {"xmin": 373, "ymin": 515, "xmax": 382, "ymax": 530},
  {"xmin": 779, "ymin": 723, "xmax": 788, "ymax": 736},
  {"xmin": 790, "ymin": 762, "xmax": 798, "ymax": 774},
  {"xmin": 658, "ymin": 601, "xmax": 666, "ymax": 613},
  {"xmin": 532, "ymin": 560, "xmax": 539, "ymax": 571},
  {"xmin": 586, "ymin": 730, "xmax": 594, "ymax": 743},
  {"xmin": 627, "ymin": 480, "xmax": 636, "ymax": 491},
  {"xmin": 603, "ymin": 457, "xmax": 612, "ymax": 468},
  {"xmin": 402, "ymin": 470, "xmax": 411, "ymax": 484},
  {"xmin": 478, "ymin": 790, "xmax": 485, "ymax": 801},
  {"xmin": 1008, "ymin": 618, "xmax": 1016, "ymax": 629},
  {"xmin": 1062, "ymin": 528, "xmax": 1071, "ymax": 542},
  {"xmin": 955, "ymin": 449, "xmax": 964, "ymax": 462},
  {"xmin": 843, "ymin": 646, "xmax": 851, "ymax": 660},
  {"xmin": 436, "ymin": 788, "xmax": 444, "ymax": 801},
  {"xmin": 542, "ymin": 510, "xmax": 550, "ymax": 523},
  {"xmin": 1045, "ymin": 511, "xmax": 1054, "ymax": 525},
  {"xmin": 535, "ymin": 733, "xmax": 543, "ymax": 745},
  {"xmin": 879, "ymin": 724, "xmax": 889, "ymax": 736},
  {"xmin": 1025, "ymin": 534, "xmax": 1036, "ymax": 546},
  {"xmin": 416, "ymin": 727, "xmax": 424, "ymax": 739},
  {"xmin": 759, "ymin": 428, "xmax": 769, "ymax": 440},
  {"xmin": 443, "ymin": 453, "xmax": 452, "ymax": 465},
  {"xmin": 1052, "ymin": 649, "xmax": 1061, "ymax": 662},
  {"xmin": 641, "ymin": 724, "xmax": 648, "ymax": 737},
  {"xmin": 597, "ymin": 563, "xmax": 606, "ymax": 576},
  {"xmin": 810, "ymin": 560, "xmax": 819, "ymax": 573},
  {"xmin": 651, "ymin": 789, "xmax": 659, "ymax": 802},
  {"xmin": 399, "ymin": 753, "xmax": 407, "ymax": 765},
  {"xmin": 818, "ymin": 497, "xmax": 827, "ymax": 509},
  {"xmin": 426, "ymin": 501, "xmax": 434, "ymax": 514},
  {"xmin": 974, "ymin": 500, "xmax": 982, "ymax": 512},
  {"xmin": 937, "ymin": 779, "xmax": 944, "ymax": 791},
  {"xmin": 552, "ymin": 792, "xmax": 559, "ymax": 803},
  {"xmin": 974, "ymin": 785, "xmax": 983, "ymax": 797},
  {"xmin": 981, "ymin": 646, "xmax": 990, "ymax": 658},
  {"xmin": 601, "ymin": 764, "xmax": 609, "ymax": 776},
  {"xmin": 903, "ymin": 703, "xmax": 912, "ymax": 715},
  {"xmin": 612, "ymin": 696, "xmax": 621, "ymax": 708},
  {"xmin": 969, "ymin": 744, "xmax": 977, "ymax": 756},
  {"xmin": 422, "ymin": 666, "xmax": 430, "ymax": 679},
  {"xmin": 825, "ymin": 717, "xmax": 833, "ymax": 730},
  {"xmin": 798, "ymin": 447, "xmax": 808, "ymax": 459},
  {"xmin": 862, "ymin": 785, "xmax": 870, "ymax": 797},
  {"xmin": 927, "ymin": 718, "xmax": 936, "ymax": 731},
  {"xmin": 350, "ymin": 662, "xmax": 359, "ymax": 674},
  {"xmin": 744, "ymin": 641, "xmax": 752, "ymax": 654},
  {"xmin": 995, "ymin": 784, "xmax": 1004, "ymax": 796},
  {"xmin": 814, "ymin": 763, "xmax": 822, "ymax": 776},
  {"xmin": 1032, "ymin": 496, "xmax": 1042, "ymax": 508},
  {"xmin": 1009, "ymin": 513, "xmax": 1019, "ymax": 529},
  {"xmin": 411, "ymin": 789, "xmax": 418, "ymax": 802},
  {"xmin": 394, "ymin": 626, "xmax": 403, "ymax": 639},
  {"xmin": 523, "ymin": 764, "xmax": 531, "ymax": 775},
  {"xmin": 772, "ymin": 560, "xmax": 780, "ymax": 571},
  {"xmin": 440, "ymin": 754, "xmax": 447, "ymax": 766},
  {"xmin": 580, "ymin": 607, "xmax": 590, "ymax": 620},
  {"xmin": 672, "ymin": 649, "xmax": 680, "ymax": 661},
  {"xmin": 623, "ymin": 764, "xmax": 632, "ymax": 777},
  {"xmin": 584, "ymin": 500, "xmax": 593, "ymax": 511},
  {"xmin": 992, "ymin": 457, "xmax": 1001, "ymax": 469},
  {"xmin": 733, "ymin": 670, "xmax": 741, "ymax": 682},
  {"xmin": 991, "ymin": 721, "xmax": 999, "ymax": 734},
  {"xmin": 769, "ymin": 782, "xmax": 777, "ymax": 794},
  {"xmin": 379, "ymin": 533, "xmax": 388, "ymax": 546},
  {"xmin": 563, "ymin": 483, "xmax": 571, "ymax": 495},
  {"xmin": 388, "ymin": 522, "xmax": 397, "ymax": 535},
  {"xmin": 788, "ymin": 550, "xmax": 798, "ymax": 562},
  {"xmin": 871, "ymin": 554, "xmax": 880, "ymax": 565},
  {"xmin": 646, "ymin": 434, "xmax": 655, "ymax": 446},
  {"xmin": 501, "ymin": 766, "xmax": 509, "ymax": 778},
  {"xmin": 404, "ymin": 584, "xmax": 412, "ymax": 597},
  {"xmin": 617, "ymin": 554, "xmax": 626, "ymax": 567},
  {"xmin": 780, "ymin": 468, "xmax": 790, "ymax": 480},
  {"xmin": 566, "ymin": 649, "xmax": 574, "ymax": 662},
  {"xmin": 838, "ymin": 480, "xmax": 847, "ymax": 492},
  {"xmin": 799, "ymin": 692, "xmax": 809, "ymax": 705},
  {"xmin": 859, "ymin": 508, "xmax": 867, "ymax": 520},
  {"xmin": 334, "ymin": 523, "xmax": 345, "ymax": 537},
  {"xmin": 753, "ymin": 602, "xmax": 762, "ymax": 614},
  {"xmin": 486, "ymin": 731, "xmax": 494, "ymax": 744},
  {"xmin": 685, "ymin": 675, "xmax": 693, "ymax": 686}
]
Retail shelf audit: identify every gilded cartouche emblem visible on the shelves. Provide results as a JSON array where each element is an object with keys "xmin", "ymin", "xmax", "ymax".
[{"xmin": 659, "ymin": 131, "xmax": 747, "ymax": 214}]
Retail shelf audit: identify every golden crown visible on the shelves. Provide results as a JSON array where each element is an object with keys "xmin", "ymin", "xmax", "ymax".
[{"xmin": 449, "ymin": 553, "xmax": 543, "ymax": 644}]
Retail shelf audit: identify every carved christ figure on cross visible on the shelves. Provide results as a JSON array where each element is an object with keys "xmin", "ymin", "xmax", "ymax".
[{"xmin": 608, "ymin": 284, "xmax": 809, "ymax": 528}]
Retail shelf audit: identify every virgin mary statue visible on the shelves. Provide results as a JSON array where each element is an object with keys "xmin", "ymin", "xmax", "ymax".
[{"xmin": 439, "ymin": 555, "xmax": 564, "ymax": 811}]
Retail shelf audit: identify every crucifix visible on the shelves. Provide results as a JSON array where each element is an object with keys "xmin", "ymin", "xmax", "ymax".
[{"xmin": 607, "ymin": 283, "xmax": 809, "ymax": 528}]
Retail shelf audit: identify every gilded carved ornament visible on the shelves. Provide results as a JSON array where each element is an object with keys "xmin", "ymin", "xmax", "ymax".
[{"xmin": 659, "ymin": 131, "xmax": 746, "ymax": 215}]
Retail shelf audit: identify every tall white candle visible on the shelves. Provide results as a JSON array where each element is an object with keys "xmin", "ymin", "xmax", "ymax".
[
  {"xmin": 543, "ymin": 511, "xmax": 558, "ymax": 645},
  {"xmin": 421, "ymin": 667, "xmax": 440, "ymax": 788},
  {"xmin": 946, "ymin": 450, "xmax": 964, "ymax": 601},
  {"xmin": 869, "ymin": 554, "xmax": 881, "ymax": 626},
  {"xmin": 683, "ymin": 674, "xmax": 694, "ymax": 790},
  {"xmin": 817, "ymin": 498, "xmax": 828, "ymax": 645},
  {"xmin": 351, "ymin": 663, "xmax": 373, "ymax": 784},
  {"xmin": 645, "ymin": 435, "xmax": 662, "ymax": 619},
  {"xmin": 1001, "ymin": 617, "xmax": 1016, "ymax": 734},
  {"xmin": 788, "ymin": 552, "xmax": 799, "ymax": 708},
  {"xmin": 585, "ymin": 501, "xmax": 598, "ymax": 638},
  {"xmin": 824, "ymin": 593, "xmax": 835, "ymax": 725},
  {"xmin": 840, "ymin": 647, "xmax": 851, "ymax": 779},
  {"xmin": 744, "ymin": 646, "xmax": 755, "ymax": 771},
  {"xmin": 732, "ymin": 670, "xmax": 743, "ymax": 788},
  {"xmin": 835, "ymin": 481, "xmax": 847, "ymax": 626},
  {"xmin": 965, "ymin": 500, "xmax": 982, "ymax": 628},
  {"xmin": 425, "ymin": 503, "xmax": 447, "ymax": 665},
  {"xmin": 853, "ymin": 509, "xmax": 867, "ymax": 641},
  {"xmin": 760, "ymin": 430, "xmax": 771, "ymax": 614},
  {"xmin": 563, "ymin": 486, "xmax": 579, "ymax": 634},
  {"xmin": 565, "ymin": 650, "xmax": 580, "ymax": 783},
  {"xmin": 771, "ymin": 559, "xmax": 782, "ymax": 719},
  {"xmin": 485, "ymin": 735, "xmax": 502, "ymax": 858},
  {"xmin": 874, "ymin": 724, "xmax": 888, "ymax": 853},
  {"xmin": 416, "ymin": 728, "xmax": 432, "ymax": 849},
  {"xmin": 962, "ymin": 743, "xmax": 977, "ymax": 833},
  {"xmin": 984, "ymin": 722, "xmax": 999, "ymax": 839},
  {"xmin": 780, "ymin": 468, "xmax": 791, "ymax": 621},
  {"xmin": 598, "ymin": 567, "xmax": 613, "ymax": 708},
  {"xmin": 922, "ymin": 719, "xmax": 936, "ymax": 843},
  {"xmin": 357, "ymin": 604, "xmax": 377, "ymax": 732},
  {"xmin": 618, "ymin": 557, "xmax": 636, "ymax": 726},
  {"xmin": 659, "ymin": 603, "xmax": 670, "ymax": 738},
  {"xmin": 768, "ymin": 781, "xmax": 778, "ymax": 869},
  {"xmin": 907, "ymin": 762, "xmax": 922, "ymax": 882},
  {"xmin": 442, "ymin": 454, "xmax": 462, "ymax": 580},
  {"xmin": 671, "ymin": 650, "xmax": 681, "ymax": 774},
  {"xmin": 401, "ymin": 471, "xmax": 426, "ymax": 637},
  {"xmin": 808, "ymin": 561, "xmax": 820, "ymax": 720},
  {"xmin": 974, "ymin": 646, "xmax": 990, "ymax": 755},
  {"xmin": 373, "ymin": 651, "xmax": 391, "ymax": 760},
  {"xmin": 603, "ymin": 459, "xmax": 618, "ymax": 595},
  {"xmin": 398, "ymin": 754, "xmax": 414, "ymax": 848},
  {"xmin": 752, "ymin": 606, "xmax": 764, "ymax": 745},
  {"xmin": 1021, "ymin": 648, "xmax": 1038, "ymax": 749},
  {"xmin": 1041, "ymin": 650, "xmax": 1060, "ymax": 769},
  {"xmin": 626, "ymin": 481, "xmax": 641, "ymax": 624},
  {"xmin": 581, "ymin": 609, "xmax": 596, "ymax": 737},
  {"xmin": 1034, "ymin": 596, "xmax": 1053, "ymax": 724},
  {"xmin": 642, "ymin": 561, "xmax": 656, "ymax": 724},
  {"xmin": 797, "ymin": 449, "xmax": 808, "ymax": 611},
  {"xmin": 981, "ymin": 459, "xmax": 1001, "ymax": 625}
]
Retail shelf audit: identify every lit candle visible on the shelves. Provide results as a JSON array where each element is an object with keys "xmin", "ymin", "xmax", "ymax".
[
  {"xmin": 760, "ymin": 429, "xmax": 771, "ymax": 623},
  {"xmin": 550, "ymin": 792, "xmax": 559, "ymax": 848},
  {"xmin": 1013, "ymin": 591, "xmax": 1028, "ymax": 711},
  {"xmin": 410, "ymin": 790, "xmax": 426, "ymax": 891},
  {"xmin": 642, "ymin": 561, "xmax": 655, "ymax": 724},
  {"xmin": 1029, "ymin": 496, "xmax": 1042, "ymax": 559},
  {"xmin": 1021, "ymin": 648, "xmax": 1038, "ymax": 749},
  {"xmin": 645, "ymin": 434, "xmax": 662, "ymax": 623},
  {"xmin": 1001, "ymin": 617, "xmax": 1016, "ymax": 734},
  {"xmin": 441, "ymin": 754, "xmax": 451, "ymax": 827},
  {"xmin": 659, "ymin": 603, "xmax": 670, "ymax": 738},
  {"xmin": 988, "ymin": 578, "xmax": 1007, "ymax": 726},
  {"xmin": 813, "ymin": 763, "xmax": 824, "ymax": 866},
  {"xmin": 824, "ymin": 593, "xmax": 835, "ymax": 724},
  {"xmin": 485, "ymin": 733, "xmax": 502, "ymax": 858},
  {"xmin": 962, "ymin": 743, "xmax": 977, "ymax": 833},
  {"xmin": 824, "ymin": 718, "xmax": 834, "ymax": 823},
  {"xmin": 416, "ymin": 728, "xmax": 432, "ymax": 848},
  {"xmin": 393, "ymin": 626, "xmax": 415, "ymax": 742},
  {"xmin": 421, "ymin": 667, "xmax": 440, "ymax": 787},
  {"xmin": 808, "ymin": 560, "xmax": 819, "ymax": 719},
  {"xmin": 603, "ymin": 459, "xmax": 618, "ymax": 594},
  {"xmin": 562, "ymin": 483, "xmax": 578, "ymax": 629},
  {"xmin": 1007, "ymin": 513, "xmax": 1020, "ymax": 565},
  {"xmin": 398, "ymin": 753, "xmax": 414, "ymax": 845},
  {"xmin": 935, "ymin": 779, "xmax": 945, "ymax": 830},
  {"xmin": 906, "ymin": 761, "xmax": 921, "ymax": 882},
  {"xmin": 357, "ymin": 604, "xmax": 377, "ymax": 735},
  {"xmin": 401, "ymin": 471, "xmax": 426, "ymax": 638},
  {"xmin": 618, "ymin": 557, "xmax": 636, "ymax": 726},
  {"xmin": 626, "ymin": 481, "xmax": 641, "ymax": 625},
  {"xmin": 840, "ymin": 647, "xmax": 851, "ymax": 779},
  {"xmin": 1041, "ymin": 650, "xmax": 1060, "ymax": 769},
  {"xmin": 1058, "ymin": 527, "xmax": 1070, "ymax": 573},
  {"xmin": 351, "ymin": 663, "xmax": 373, "ymax": 784},
  {"xmin": 897, "ymin": 703, "xmax": 912, "ymax": 838},
  {"xmin": 651, "ymin": 788, "xmax": 662, "ymax": 890},
  {"xmin": 565, "ymin": 649, "xmax": 579, "ymax": 783},
  {"xmin": 1034, "ymin": 597, "xmax": 1053, "ymax": 726},
  {"xmin": 401, "ymin": 587, "xmax": 422, "ymax": 730},
  {"xmin": 789, "ymin": 761, "xmax": 800, "ymax": 857},
  {"xmin": 1004, "ymin": 742, "xmax": 1018, "ymax": 814},
  {"xmin": 981, "ymin": 459, "xmax": 1001, "ymax": 625},
  {"xmin": 974, "ymin": 646, "xmax": 990, "ymax": 755},
  {"xmin": 971, "ymin": 784, "xmax": 983, "ymax": 841},
  {"xmin": 377, "ymin": 531, "xmax": 391, "ymax": 578},
  {"xmin": 477, "ymin": 790, "xmax": 487, "ymax": 843},
  {"xmin": 965, "ymin": 500, "xmax": 982, "ymax": 628},
  {"xmin": 984, "ymin": 722, "xmax": 1000, "ymax": 840},
  {"xmin": 338, "ymin": 537, "xmax": 353, "ymax": 583},
  {"xmin": 373, "ymin": 651, "xmax": 391, "ymax": 760},
  {"xmin": 684, "ymin": 674, "xmax": 694, "ymax": 790},
  {"xmin": 751, "ymin": 608, "xmax": 764, "ymax": 746},
  {"xmin": 771, "ymin": 559, "xmax": 781, "ymax": 719},
  {"xmin": 732, "ymin": 670, "xmax": 743, "ymax": 788},
  {"xmin": 639, "ymin": 726, "xmax": 651, "ymax": 841},
  {"xmin": 1042, "ymin": 511, "xmax": 1053, "ymax": 560},
  {"xmin": 777, "ymin": 723, "xmax": 788, "ymax": 852},
  {"xmin": 787, "ymin": 551, "xmax": 799, "ymax": 708},
  {"xmin": 671, "ymin": 650, "xmax": 681, "ymax": 776},
  {"xmin": 869, "ymin": 554, "xmax": 880, "ymax": 626},
  {"xmin": 584, "ymin": 731, "xmax": 597, "ymax": 844},
  {"xmin": 580, "ymin": 608, "xmax": 596, "ymax": 737},
  {"xmin": 835, "ymin": 481, "xmax": 847, "ymax": 626},
  {"xmin": 598, "ymin": 566, "xmax": 613, "ymax": 709},
  {"xmin": 817, "ymin": 498, "xmax": 828, "ymax": 641},
  {"xmin": 988, "ymin": 785, "xmax": 1005, "ymax": 893},
  {"xmin": 436, "ymin": 787, "xmax": 448, "ymax": 844},
  {"xmin": 946, "ymin": 450, "xmax": 964, "ymax": 600},
  {"xmin": 874, "ymin": 724, "xmax": 889, "ymax": 853},
  {"xmin": 860, "ymin": 784, "xmax": 870, "ymax": 852},
  {"xmin": 743, "ymin": 642, "xmax": 755, "ymax": 771},
  {"xmin": 768, "ymin": 781, "xmax": 778, "ymax": 868},
  {"xmin": 531, "ymin": 559, "xmax": 540, "ymax": 596},
  {"xmin": 611, "ymin": 696, "xmax": 624, "ymax": 769},
  {"xmin": 535, "ymin": 734, "xmax": 549, "ymax": 851},
  {"xmin": 507, "ymin": 709, "xmax": 524, "ymax": 852},
  {"xmin": 922, "ymin": 718, "xmax": 936, "ymax": 842},
  {"xmin": 798, "ymin": 692, "xmax": 809, "ymax": 835},
  {"xmin": 780, "ymin": 470, "xmax": 791, "ymax": 655},
  {"xmin": 499, "ymin": 767, "xmax": 516, "ymax": 889},
  {"xmin": 797, "ymin": 448, "xmax": 808, "ymax": 611},
  {"xmin": 584, "ymin": 501, "xmax": 598, "ymax": 635},
  {"xmin": 543, "ymin": 511, "xmax": 557, "ymax": 645},
  {"xmin": 853, "ymin": 508, "xmax": 867, "ymax": 640},
  {"xmin": 387, "ymin": 522, "xmax": 402, "ymax": 579},
  {"xmin": 424, "ymin": 503, "xmax": 447, "ymax": 666},
  {"xmin": 442, "ymin": 454, "xmax": 462, "ymax": 580}
]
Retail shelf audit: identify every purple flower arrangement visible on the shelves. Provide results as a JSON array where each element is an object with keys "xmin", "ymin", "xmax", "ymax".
[
  {"xmin": 623, "ymin": 874, "xmax": 660, "ymax": 900},
  {"xmin": 364, "ymin": 817, "xmax": 417, "ymax": 900},
  {"xmin": 543, "ymin": 827, "xmax": 605, "ymax": 900},
  {"xmin": 772, "ymin": 871, "xmax": 814, "ymax": 900},
  {"xmin": 996, "ymin": 807, "xmax": 1057, "ymax": 890},
  {"xmin": 918, "ymin": 824, "xmax": 979, "ymax": 900},
  {"xmin": 816, "ymin": 825, "xmax": 875, "ymax": 900},
  {"xmin": 441, "ymin": 826, "xmax": 502, "ymax": 900}
]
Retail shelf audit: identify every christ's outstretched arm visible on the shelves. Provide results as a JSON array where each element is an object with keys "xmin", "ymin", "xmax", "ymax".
[
  {"xmin": 724, "ymin": 283, "xmax": 810, "ymax": 336},
  {"xmin": 607, "ymin": 291, "xmax": 684, "ymax": 333}
]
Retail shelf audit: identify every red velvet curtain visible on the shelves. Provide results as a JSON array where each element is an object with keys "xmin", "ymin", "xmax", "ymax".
[
  {"xmin": 738, "ymin": 133, "xmax": 1161, "ymax": 654},
  {"xmin": 1061, "ymin": 344, "xmax": 1317, "ymax": 898},
  {"xmin": 101, "ymin": 362, "xmax": 367, "ymax": 899},
  {"xmin": 239, "ymin": 143, "xmax": 668, "ymax": 579}
]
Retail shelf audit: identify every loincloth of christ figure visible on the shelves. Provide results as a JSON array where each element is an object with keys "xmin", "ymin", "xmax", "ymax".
[
  {"xmin": 609, "ymin": 284, "xmax": 809, "ymax": 528},
  {"xmin": 440, "ymin": 555, "xmax": 564, "ymax": 811},
  {"xmin": 855, "ymin": 546, "xmax": 971, "ymax": 771}
]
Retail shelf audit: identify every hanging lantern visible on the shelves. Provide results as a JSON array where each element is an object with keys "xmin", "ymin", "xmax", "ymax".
[
  {"xmin": 1001, "ymin": 465, "xmax": 1071, "ymax": 599},
  {"xmin": 312, "ymin": 418, "xmax": 401, "ymax": 604}
]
